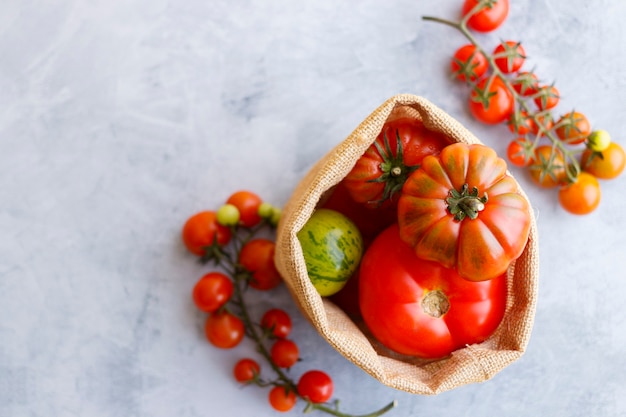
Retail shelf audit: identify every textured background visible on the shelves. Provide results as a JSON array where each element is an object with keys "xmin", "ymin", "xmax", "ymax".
[{"xmin": 2, "ymin": 1, "xmax": 626, "ymax": 416}]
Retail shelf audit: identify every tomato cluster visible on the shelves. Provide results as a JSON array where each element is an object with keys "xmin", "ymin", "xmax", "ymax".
[
  {"xmin": 310, "ymin": 116, "xmax": 530, "ymax": 359},
  {"xmin": 181, "ymin": 191, "xmax": 394, "ymax": 416},
  {"xmin": 440, "ymin": 0, "xmax": 625, "ymax": 214}
]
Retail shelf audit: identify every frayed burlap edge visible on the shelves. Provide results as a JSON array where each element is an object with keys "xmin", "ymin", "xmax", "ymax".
[{"xmin": 274, "ymin": 94, "xmax": 539, "ymax": 395}]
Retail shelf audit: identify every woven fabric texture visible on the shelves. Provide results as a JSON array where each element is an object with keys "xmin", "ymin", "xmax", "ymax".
[{"xmin": 274, "ymin": 94, "xmax": 539, "ymax": 395}]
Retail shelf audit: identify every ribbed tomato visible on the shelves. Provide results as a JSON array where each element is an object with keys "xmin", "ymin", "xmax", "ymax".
[{"xmin": 397, "ymin": 143, "xmax": 531, "ymax": 282}]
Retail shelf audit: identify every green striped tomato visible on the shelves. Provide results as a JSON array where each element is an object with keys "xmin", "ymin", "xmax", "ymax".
[{"xmin": 297, "ymin": 209, "xmax": 363, "ymax": 296}]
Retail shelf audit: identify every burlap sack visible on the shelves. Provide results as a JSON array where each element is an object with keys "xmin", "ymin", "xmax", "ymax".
[{"xmin": 274, "ymin": 94, "xmax": 539, "ymax": 395}]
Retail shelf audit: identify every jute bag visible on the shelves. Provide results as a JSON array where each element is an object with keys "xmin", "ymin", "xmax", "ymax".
[{"xmin": 274, "ymin": 94, "xmax": 539, "ymax": 395}]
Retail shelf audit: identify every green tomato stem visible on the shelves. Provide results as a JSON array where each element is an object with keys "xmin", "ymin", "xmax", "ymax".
[{"xmin": 422, "ymin": 13, "xmax": 581, "ymax": 182}]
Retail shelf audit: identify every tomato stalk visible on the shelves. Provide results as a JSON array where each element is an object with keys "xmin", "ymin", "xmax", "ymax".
[
  {"xmin": 202, "ymin": 221, "xmax": 397, "ymax": 417},
  {"xmin": 422, "ymin": 12, "xmax": 582, "ymax": 183}
]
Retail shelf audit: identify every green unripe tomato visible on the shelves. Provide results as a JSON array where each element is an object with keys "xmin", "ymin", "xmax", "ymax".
[
  {"xmin": 587, "ymin": 130, "xmax": 611, "ymax": 152},
  {"xmin": 216, "ymin": 204, "xmax": 240, "ymax": 226},
  {"xmin": 297, "ymin": 209, "xmax": 363, "ymax": 296}
]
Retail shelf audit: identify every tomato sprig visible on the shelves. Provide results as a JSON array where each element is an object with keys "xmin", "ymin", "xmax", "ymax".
[
  {"xmin": 423, "ymin": 1, "xmax": 624, "ymax": 214},
  {"xmin": 183, "ymin": 191, "xmax": 396, "ymax": 416}
]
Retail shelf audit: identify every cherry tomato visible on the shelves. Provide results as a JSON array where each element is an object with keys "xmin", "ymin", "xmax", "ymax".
[
  {"xmin": 216, "ymin": 204, "xmax": 240, "ymax": 226},
  {"xmin": 558, "ymin": 172, "xmax": 601, "ymax": 215},
  {"xmin": 451, "ymin": 44, "xmax": 488, "ymax": 82},
  {"xmin": 555, "ymin": 112, "xmax": 591, "ymax": 145},
  {"xmin": 233, "ymin": 358, "xmax": 260, "ymax": 383},
  {"xmin": 205, "ymin": 312, "xmax": 244, "ymax": 349},
  {"xmin": 239, "ymin": 239, "xmax": 282, "ymax": 290},
  {"xmin": 493, "ymin": 41, "xmax": 525, "ymax": 74},
  {"xmin": 581, "ymin": 142, "xmax": 625, "ymax": 180},
  {"xmin": 359, "ymin": 225, "xmax": 507, "ymax": 359},
  {"xmin": 192, "ymin": 272, "xmax": 233, "ymax": 312},
  {"xmin": 297, "ymin": 370, "xmax": 333, "ymax": 404},
  {"xmin": 528, "ymin": 145, "xmax": 566, "ymax": 188},
  {"xmin": 269, "ymin": 386, "xmax": 297, "ymax": 412},
  {"xmin": 182, "ymin": 211, "xmax": 231, "ymax": 256},
  {"xmin": 462, "ymin": 0, "xmax": 509, "ymax": 32},
  {"xmin": 226, "ymin": 190, "xmax": 263, "ymax": 227},
  {"xmin": 506, "ymin": 138, "xmax": 533, "ymax": 167},
  {"xmin": 261, "ymin": 309, "xmax": 292, "ymax": 339},
  {"xmin": 587, "ymin": 130, "xmax": 611, "ymax": 152},
  {"xmin": 511, "ymin": 72, "xmax": 539, "ymax": 96},
  {"xmin": 507, "ymin": 111, "xmax": 533, "ymax": 135},
  {"xmin": 468, "ymin": 77, "xmax": 514, "ymax": 125},
  {"xmin": 534, "ymin": 85, "xmax": 560, "ymax": 110},
  {"xmin": 270, "ymin": 339, "xmax": 299, "ymax": 368}
]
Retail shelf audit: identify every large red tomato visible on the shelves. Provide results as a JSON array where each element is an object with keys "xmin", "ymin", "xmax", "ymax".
[
  {"xmin": 398, "ymin": 143, "xmax": 531, "ymax": 282},
  {"xmin": 359, "ymin": 225, "xmax": 507, "ymax": 359},
  {"xmin": 343, "ymin": 118, "xmax": 451, "ymax": 207}
]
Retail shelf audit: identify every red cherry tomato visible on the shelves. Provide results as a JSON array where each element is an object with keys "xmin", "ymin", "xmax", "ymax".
[
  {"xmin": 468, "ymin": 77, "xmax": 514, "ymax": 124},
  {"xmin": 192, "ymin": 272, "xmax": 233, "ymax": 312},
  {"xmin": 270, "ymin": 339, "xmax": 299, "ymax": 368},
  {"xmin": 261, "ymin": 309, "xmax": 292, "ymax": 339},
  {"xmin": 451, "ymin": 44, "xmax": 488, "ymax": 81},
  {"xmin": 554, "ymin": 112, "xmax": 591, "ymax": 145},
  {"xmin": 226, "ymin": 190, "xmax": 263, "ymax": 227},
  {"xmin": 205, "ymin": 312, "xmax": 244, "ymax": 349},
  {"xmin": 297, "ymin": 370, "xmax": 334, "ymax": 404},
  {"xmin": 359, "ymin": 225, "xmax": 507, "ymax": 359},
  {"xmin": 239, "ymin": 239, "xmax": 282, "ymax": 290},
  {"xmin": 511, "ymin": 72, "xmax": 539, "ymax": 96},
  {"xmin": 506, "ymin": 138, "xmax": 533, "ymax": 167},
  {"xmin": 462, "ymin": 0, "xmax": 509, "ymax": 32},
  {"xmin": 233, "ymin": 358, "xmax": 260, "ymax": 383},
  {"xmin": 534, "ymin": 85, "xmax": 560, "ymax": 110},
  {"xmin": 182, "ymin": 211, "xmax": 231, "ymax": 256},
  {"xmin": 269, "ymin": 386, "xmax": 297, "ymax": 412},
  {"xmin": 493, "ymin": 41, "xmax": 525, "ymax": 74}
]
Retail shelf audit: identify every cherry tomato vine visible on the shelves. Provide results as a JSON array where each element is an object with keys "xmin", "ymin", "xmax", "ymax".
[
  {"xmin": 423, "ymin": 0, "xmax": 625, "ymax": 215},
  {"xmin": 182, "ymin": 190, "xmax": 396, "ymax": 416}
]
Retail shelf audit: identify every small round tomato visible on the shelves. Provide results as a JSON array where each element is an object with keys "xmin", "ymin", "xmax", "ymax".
[
  {"xmin": 343, "ymin": 118, "xmax": 451, "ymax": 205},
  {"xmin": 192, "ymin": 272, "xmax": 233, "ymax": 313},
  {"xmin": 451, "ymin": 44, "xmax": 488, "ymax": 82},
  {"xmin": 581, "ymin": 142, "xmax": 625, "ymax": 180},
  {"xmin": 297, "ymin": 209, "xmax": 363, "ymax": 297},
  {"xmin": 529, "ymin": 146, "xmax": 567, "ymax": 188},
  {"xmin": 261, "ymin": 309, "xmax": 292, "ymax": 339},
  {"xmin": 216, "ymin": 204, "xmax": 240, "ymax": 226},
  {"xmin": 239, "ymin": 239, "xmax": 282, "ymax": 290},
  {"xmin": 511, "ymin": 72, "xmax": 539, "ymax": 96},
  {"xmin": 534, "ymin": 85, "xmax": 560, "ymax": 110},
  {"xmin": 359, "ymin": 225, "xmax": 507, "ymax": 359},
  {"xmin": 269, "ymin": 386, "xmax": 297, "ymax": 412},
  {"xmin": 233, "ymin": 358, "xmax": 260, "ymax": 383},
  {"xmin": 205, "ymin": 312, "xmax": 244, "ymax": 349},
  {"xmin": 226, "ymin": 190, "xmax": 263, "ymax": 227},
  {"xmin": 270, "ymin": 339, "xmax": 299, "ymax": 368},
  {"xmin": 182, "ymin": 211, "xmax": 231, "ymax": 256},
  {"xmin": 297, "ymin": 370, "xmax": 333, "ymax": 404},
  {"xmin": 493, "ymin": 41, "xmax": 525, "ymax": 74},
  {"xmin": 468, "ymin": 77, "xmax": 514, "ymax": 125},
  {"xmin": 462, "ymin": 0, "xmax": 509, "ymax": 32},
  {"xmin": 587, "ymin": 130, "xmax": 611, "ymax": 152},
  {"xmin": 506, "ymin": 138, "xmax": 533, "ymax": 167},
  {"xmin": 555, "ymin": 112, "xmax": 591, "ymax": 145},
  {"xmin": 558, "ymin": 172, "xmax": 601, "ymax": 215}
]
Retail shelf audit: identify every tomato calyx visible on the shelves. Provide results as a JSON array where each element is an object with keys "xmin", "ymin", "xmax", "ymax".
[
  {"xmin": 369, "ymin": 131, "xmax": 419, "ymax": 205},
  {"xmin": 421, "ymin": 290, "xmax": 450, "ymax": 318},
  {"xmin": 446, "ymin": 184, "xmax": 488, "ymax": 221}
]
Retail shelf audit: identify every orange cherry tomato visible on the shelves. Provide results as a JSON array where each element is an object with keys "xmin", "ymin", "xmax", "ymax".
[
  {"xmin": 558, "ymin": 172, "xmax": 601, "ymax": 215},
  {"xmin": 581, "ymin": 142, "xmax": 626, "ymax": 180}
]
